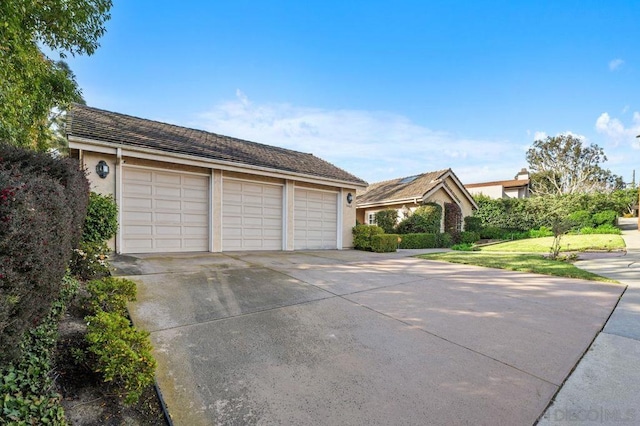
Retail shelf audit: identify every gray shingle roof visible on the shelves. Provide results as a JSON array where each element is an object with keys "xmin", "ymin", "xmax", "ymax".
[
  {"xmin": 67, "ymin": 104, "xmax": 367, "ymax": 186},
  {"xmin": 356, "ymin": 169, "xmax": 450, "ymax": 205}
]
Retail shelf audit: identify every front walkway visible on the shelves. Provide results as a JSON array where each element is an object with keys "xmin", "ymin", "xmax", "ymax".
[{"xmin": 539, "ymin": 218, "xmax": 640, "ymax": 425}]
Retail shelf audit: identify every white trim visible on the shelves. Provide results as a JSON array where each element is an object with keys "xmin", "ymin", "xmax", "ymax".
[
  {"xmin": 116, "ymin": 148, "xmax": 123, "ymax": 254},
  {"xmin": 337, "ymin": 189, "xmax": 344, "ymax": 249},
  {"xmin": 121, "ymin": 163, "xmax": 210, "ymax": 177},
  {"xmin": 440, "ymin": 170, "xmax": 479, "ymax": 209},
  {"xmin": 221, "ymin": 176, "xmax": 284, "ymax": 187},
  {"xmin": 282, "ymin": 181, "xmax": 288, "ymax": 250},
  {"xmin": 357, "ymin": 197, "xmax": 421, "ymax": 209},
  {"xmin": 209, "ymin": 168, "xmax": 214, "ymax": 252},
  {"xmin": 69, "ymin": 136, "xmax": 367, "ymax": 190}
]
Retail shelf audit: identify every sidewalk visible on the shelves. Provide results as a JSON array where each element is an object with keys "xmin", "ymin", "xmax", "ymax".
[{"xmin": 538, "ymin": 218, "xmax": 640, "ymax": 425}]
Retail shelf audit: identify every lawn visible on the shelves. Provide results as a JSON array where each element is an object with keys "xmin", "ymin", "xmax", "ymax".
[
  {"xmin": 419, "ymin": 252, "xmax": 618, "ymax": 283},
  {"xmin": 480, "ymin": 234, "xmax": 625, "ymax": 253}
]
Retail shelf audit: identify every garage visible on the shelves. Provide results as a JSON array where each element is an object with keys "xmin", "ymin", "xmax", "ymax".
[
  {"xmin": 121, "ymin": 167, "xmax": 209, "ymax": 253},
  {"xmin": 294, "ymin": 188, "xmax": 338, "ymax": 250},
  {"xmin": 222, "ymin": 179, "xmax": 283, "ymax": 251}
]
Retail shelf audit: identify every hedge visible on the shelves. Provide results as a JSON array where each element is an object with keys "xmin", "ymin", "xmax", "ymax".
[
  {"xmin": 371, "ymin": 234, "xmax": 400, "ymax": 253},
  {"xmin": 396, "ymin": 203, "xmax": 441, "ymax": 234},
  {"xmin": 398, "ymin": 233, "xmax": 438, "ymax": 249},
  {"xmin": 353, "ymin": 224, "xmax": 384, "ymax": 250},
  {"xmin": 0, "ymin": 144, "xmax": 89, "ymax": 363}
]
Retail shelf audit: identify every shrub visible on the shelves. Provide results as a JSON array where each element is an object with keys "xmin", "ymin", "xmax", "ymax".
[
  {"xmin": 0, "ymin": 144, "xmax": 88, "ymax": 363},
  {"xmin": 396, "ymin": 203, "xmax": 441, "ymax": 234},
  {"xmin": 437, "ymin": 232, "xmax": 454, "ymax": 248},
  {"xmin": 69, "ymin": 240, "xmax": 111, "ymax": 280},
  {"xmin": 87, "ymin": 277, "xmax": 137, "ymax": 316},
  {"xmin": 460, "ymin": 231, "xmax": 480, "ymax": 244},
  {"xmin": 529, "ymin": 226, "xmax": 553, "ymax": 238},
  {"xmin": 83, "ymin": 192, "xmax": 118, "ymax": 243},
  {"xmin": 592, "ymin": 210, "xmax": 618, "ymax": 227},
  {"xmin": 464, "ymin": 216, "xmax": 483, "ymax": 232},
  {"xmin": 374, "ymin": 209, "xmax": 398, "ymax": 234},
  {"xmin": 371, "ymin": 234, "xmax": 400, "ymax": 253},
  {"xmin": 398, "ymin": 233, "xmax": 438, "ymax": 249},
  {"xmin": 444, "ymin": 203, "xmax": 462, "ymax": 234},
  {"xmin": 480, "ymin": 226, "xmax": 505, "ymax": 240},
  {"xmin": 568, "ymin": 210, "xmax": 593, "ymax": 229},
  {"xmin": 85, "ymin": 311, "xmax": 156, "ymax": 405},
  {"xmin": 579, "ymin": 225, "xmax": 622, "ymax": 235},
  {"xmin": 451, "ymin": 243, "xmax": 477, "ymax": 251},
  {"xmin": 352, "ymin": 224, "xmax": 384, "ymax": 251},
  {"xmin": 0, "ymin": 274, "xmax": 78, "ymax": 425}
]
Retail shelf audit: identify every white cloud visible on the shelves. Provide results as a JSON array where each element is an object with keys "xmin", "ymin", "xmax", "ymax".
[
  {"xmin": 533, "ymin": 131, "xmax": 547, "ymax": 141},
  {"xmin": 192, "ymin": 92, "xmax": 527, "ymax": 184},
  {"xmin": 609, "ymin": 58, "xmax": 625, "ymax": 71},
  {"xmin": 595, "ymin": 112, "xmax": 640, "ymax": 149}
]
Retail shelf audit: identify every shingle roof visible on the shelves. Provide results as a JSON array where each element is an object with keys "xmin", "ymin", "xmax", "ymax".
[
  {"xmin": 356, "ymin": 169, "xmax": 450, "ymax": 205},
  {"xmin": 67, "ymin": 104, "xmax": 367, "ymax": 186}
]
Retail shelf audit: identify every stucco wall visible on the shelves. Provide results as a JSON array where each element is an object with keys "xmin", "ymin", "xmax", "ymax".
[
  {"xmin": 466, "ymin": 184, "xmax": 503, "ymax": 199},
  {"xmin": 444, "ymin": 177, "xmax": 475, "ymax": 219},
  {"xmin": 341, "ymin": 188, "xmax": 357, "ymax": 248}
]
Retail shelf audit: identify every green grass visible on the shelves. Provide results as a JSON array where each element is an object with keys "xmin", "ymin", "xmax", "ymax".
[
  {"xmin": 418, "ymin": 252, "xmax": 618, "ymax": 283},
  {"xmin": 480, "ymin": 234, "xmax": 625, "ymax": 253}
]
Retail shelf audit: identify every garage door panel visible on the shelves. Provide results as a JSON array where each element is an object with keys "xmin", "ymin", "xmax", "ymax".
[
  {"xmin": 122, "ymin": 168, "xmax": 209, "ymax": 253},
  {"xmin": 294, "ymin": 188, "xmax": 338, "ymax": 250},
  {"xmin": 222, "ymin": 179, "xmax": 283, "ymax": 251},
  {"xmin": 126, "ymin": 183, "xmax": 153, "ymax": 195}
]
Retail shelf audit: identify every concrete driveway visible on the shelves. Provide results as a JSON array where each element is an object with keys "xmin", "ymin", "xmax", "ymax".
[{"xmin": 113, "ymin": 250, "xmax": 625, "ymax": 425}]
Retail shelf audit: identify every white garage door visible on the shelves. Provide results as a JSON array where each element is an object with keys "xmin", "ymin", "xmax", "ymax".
[
  {"xmin": 222, "ymin": 179, "xmax": 283, "ymax": 251},
  {"xmin": 121, "ymin": 167, "xmax": 209, "ymax": 253},
  {"xmin": 294, "ymin": 188, "xmax": 338, "ymax": 250}
]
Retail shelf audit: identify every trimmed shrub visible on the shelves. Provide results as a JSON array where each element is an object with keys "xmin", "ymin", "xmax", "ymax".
[
  {"xmin": 352, "ymin": 224, "xmax": 384, "ymax": 251},
  {"xmin": 374, "ymin": 209, "xmax": 398, "ymax": 234},
  {"xmin": 480, "ymin": 226, "xmax": 505, "ymax": 240},
  {"xmin": 568, "ymin": 210, "xmax": 593, "ymax": 229},
  {"xmin": 396, "ymin": 203, "xmax": 442, "ymax": 234},
  {"xmin": 444, "ymin": 203, "xmax": 462, "ymax": 234},
  {"xmin": 371, "ymin": 234, "xmax": 400, "ymax": 253},
  {"xmin": 83, "ymin": 192, "xmax": 118, "ymax": 243},
  {"xmin": 398, "ymin": 233, "xmax": 438, "ymax": 249},
  {"xmin": 437, "ymin": 232, "xmax": 454, "ymax": 248},
  {"xmin": 464, "ymin": 216, "xmax": 483, "ymax": 233},
  {"xmin": 85, "ymin": 311, "xmax": 156, "ymax": 404},
  {"xmin": 0, "ymin": 144, "xmax": 89, "ymax": 363},
  {"xmin": 579, "ymin": 225, "xmax": 622, "ymax": 235},
  {"xmin": 592, "ymin": 210, "xmax": 617, "ymax": 227},
  {"xmin": 460, "ymin": 231, "xmax": 480, "ymax": 244},
  {"xmin": 87, "ymin": 277, "xmax": 137, "ymax": 316}
]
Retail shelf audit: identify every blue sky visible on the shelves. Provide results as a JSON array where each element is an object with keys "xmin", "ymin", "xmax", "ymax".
[{"xmin": 63, "ymin": 1, "xmax": 640, "ymax": 185}]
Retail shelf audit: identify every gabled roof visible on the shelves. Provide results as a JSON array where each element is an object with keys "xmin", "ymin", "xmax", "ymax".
[
  {"xmin": 67, "ymin": 104, "xmax": 367, "ymax": 186},
  {"xmin": 357, "ymin": 168, "xmax": 478, "ymax": 209},
  {"xmin": 356, "ymin": 169, "xmax": 449, "ymax": 205}
]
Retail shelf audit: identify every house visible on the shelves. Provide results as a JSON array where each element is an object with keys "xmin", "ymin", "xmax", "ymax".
[
  {"xmin": 355, "ymin": 169, "xmax": 478, "ymax": 231},
  {"xmin": 464, "ymin": 169, "xmax": 530, "ymax": 199},
  {"xmin": 67, "ymin": 104, "xmax": 367, "ymax": 254}
]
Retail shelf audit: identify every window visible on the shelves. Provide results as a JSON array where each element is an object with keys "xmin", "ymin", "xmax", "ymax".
[
  {"xmin": 368, "ymin": 213, "xmax": 376, "ymax": 225},
  {"xmin": 399, "ymin": 175, "xmax": 419, "ymax": 184}
]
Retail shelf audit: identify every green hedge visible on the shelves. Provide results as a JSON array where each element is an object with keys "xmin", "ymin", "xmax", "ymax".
[
  {"xmin": 0, "ymin": 143, "xmax": 89, "ymax": 363},
  {"xmin": 353, "ymin": 224, "xmax": 384, "ymax": 250},
  {"xmin": 398, "ymin": 233, "xmax": 437, "ymax": 249},
  {"xmin": 371, "ymin": 234, "xmax": 400, "ymax": 253},
  {"xmin": 460, "ymin": 231, "xmax": 480, "ymax": 244},
  {"xmin": 396, "ymin": 203, "xmax": 442, "ymax": 234}
]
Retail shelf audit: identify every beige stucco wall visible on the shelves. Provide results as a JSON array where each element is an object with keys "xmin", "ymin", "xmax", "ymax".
[
  {"xmin": 341, "ymin": 188, "xmax": 357, "ymax": 248},
  {"xmin": 466, "ymin": 184, "xmax": 503, "ymax": 199},
  {"xmin": 444, "ymin": 177, "xmax": 475, "ymax": 219},
  {"xmin": 82, "ymin": 151, "xmax": 116, "ymax": 196}
]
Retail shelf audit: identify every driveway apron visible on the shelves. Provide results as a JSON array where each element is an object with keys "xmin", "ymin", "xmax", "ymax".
[{"xmin": 113, "ymin": 249, "xmax": 624, "ymax": 425}]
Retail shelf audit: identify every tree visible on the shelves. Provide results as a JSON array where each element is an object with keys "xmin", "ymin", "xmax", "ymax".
[
  {"xmin": 0, "ymin": 0, "xmax": 112, "ymax": 150},
  {"xmin": 374, "ymin": 209, "xmax": 398, "ymax": 233},
  {"xmin": 526, "ymin": 135, "xmax": 620, "ymax": 195}
]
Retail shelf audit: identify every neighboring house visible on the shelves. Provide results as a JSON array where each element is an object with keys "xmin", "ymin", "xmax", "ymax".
[
  {"xmin": 67, "ymin": 104, "xmax": 367, "ymax": 254},
  {"xmin": 356, "ymin": 169, "xmax": 478, "ymax": 231},
  {"xmin": 464, "ymin": 169, "xmax": 530, "ymax": 199}
]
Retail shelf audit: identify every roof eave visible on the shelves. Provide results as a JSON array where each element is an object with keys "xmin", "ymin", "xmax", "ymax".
[{"xmin": 69, "ymin": 135, "xmax": 368, "ymax": 189}]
